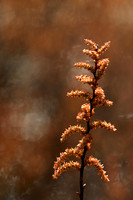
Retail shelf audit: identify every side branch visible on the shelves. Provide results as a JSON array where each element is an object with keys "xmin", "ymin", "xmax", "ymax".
[
  {"xmin": 90, "ymin": 120, "xmax": 117, "ymax": 131},
  {"xmin": 53, "ymin": 161, "xmax": 81, "ymax": 179},
  {"xmin": 67, "ymin": 90, "xmax": 92, "ymax": 100},
  {"xmin": 85, "ymin": 156, "xmax": 110, "ymax": 182},
  {"xmin": 60, "ymin": 125, "xmax": 86, "ymax": 142}
]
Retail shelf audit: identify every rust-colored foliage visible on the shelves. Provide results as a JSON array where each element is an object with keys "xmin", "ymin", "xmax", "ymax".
[{"xmin": 53, "ymin": 39, "xmax": 117, "ymax": 200}]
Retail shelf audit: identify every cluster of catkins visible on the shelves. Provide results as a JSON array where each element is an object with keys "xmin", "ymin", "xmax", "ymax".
[{"xmin": 53, "ymin": 39, "xmax": 116, "ymax": 183}]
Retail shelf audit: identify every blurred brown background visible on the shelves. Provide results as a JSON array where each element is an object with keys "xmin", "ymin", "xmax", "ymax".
[{"xmin": 0, "ymin": 0, "xmax": 133, "ymax": 199}]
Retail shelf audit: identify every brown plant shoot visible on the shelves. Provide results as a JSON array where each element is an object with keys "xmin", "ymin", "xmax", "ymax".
[{"xmin": 53, "ymin": 39, "xmax": 117, "ymax": 200}]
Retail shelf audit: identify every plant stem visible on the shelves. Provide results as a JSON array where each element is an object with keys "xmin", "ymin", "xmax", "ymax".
[
  {"xmin": 79, "ymin": 146, "xmax": 87, "ymax": 200},
  {"xmin": 79, "ymin": 59, "xmax": 98, "ymax": 200}
]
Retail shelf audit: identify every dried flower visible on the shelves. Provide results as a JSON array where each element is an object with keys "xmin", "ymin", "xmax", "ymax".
[
  {"xmin": 95, "ymin": 87, "xmax": 105, "ymax": 99},
  {"xmin": 53, "ymin": 161, "xmax": 81, "ymax": 179},
  {"xmin": 98, "ymin": 41, "xmax": 111, "ymax": 55},
  {"xmin": 60, "ymin": 125, "xmax": 86, "ymax": 142},
  {"xmin": 83, "ymin": 49, "xmax": 99, "ymax": 60},
  {"xmin": 84, "ymin": 39, "xmax": 98, "ymax": 50},
  {"xmin": 97, "ymin": 58, "xmax": 110, "ymax": 69},
  {"xmin": 76, "ymin": 134, "xmax": 92, "ymax": 152},
  {"xmin": 76, "ymin": 103, "xmax": 95, "ymax": 122},
  {"xmin": 76, "ymin": 75, "xmax": 94, "ymax": 85},
  {"xmin": 67, "ymin": 90, "xmax": 92, "ymax": 100},
  {"xmin": 76, "ymin": 111, "xmax": 86, "ymax": 122},
  {"xmin": 96, "ymin": 59, "xmax": 110, "ymax": 79},
  {"xmin": 103, "ymin": 99, "xmax": 113, "ymax": 107},
  {"xmin": 92, "ymin": 87, "xmax": 113, "ymax": 108},
  {"xmin": 81, "ymin": 103, "xmax": 91, "ymax": 112},
  {"xmin": 85, "ymin": 156, "xmax": 110, "ymax": 182},
  {"xmin": 90, "ymin": 120, "xmax": 117, "ymax": 131},
  {"xmin": 53, "ymin": 147, "xmax": 83, "ymax": 170},
  {"xmin": 74, "ymin": 62, "xmax": 95, "ymax": 73}
]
